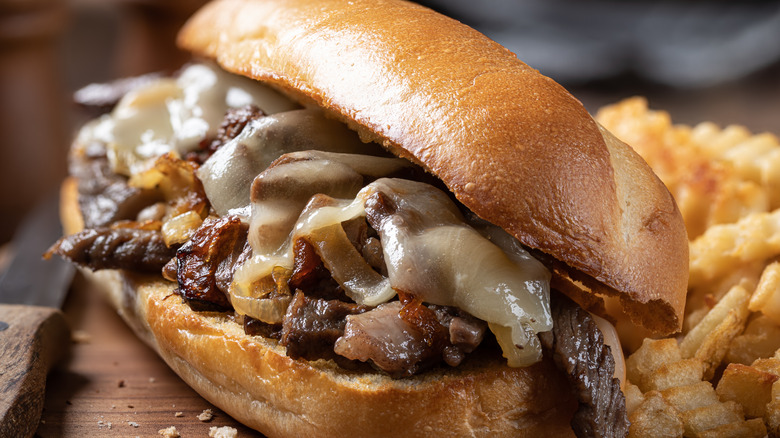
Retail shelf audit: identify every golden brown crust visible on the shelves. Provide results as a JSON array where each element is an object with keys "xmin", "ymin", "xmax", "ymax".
[
  {"xmin": 61, "ymin": 178, "xmax": 577, "ymax": 438},
  {"xmin": 177, "ymin": 0, "xmax": 688, "ymax": 334}
]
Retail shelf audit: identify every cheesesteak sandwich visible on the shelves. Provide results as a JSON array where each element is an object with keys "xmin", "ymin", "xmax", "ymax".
[{"xmin": 49, "ymin": 0, "xmax": 689, "ymax": 436}]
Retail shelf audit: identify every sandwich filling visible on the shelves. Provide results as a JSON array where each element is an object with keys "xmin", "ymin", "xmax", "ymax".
[
  {"xmin": 70, "ymin": 62, "xmax": 553, "ymax": 374},
  {"xmin": 51, "ymin": 63, "xmax": 628, "ymax": 435}
]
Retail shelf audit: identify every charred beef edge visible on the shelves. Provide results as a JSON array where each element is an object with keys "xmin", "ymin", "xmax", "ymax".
[{"xmin": 540, "ymin": 291, "xmax": 629, "ymax": 438}]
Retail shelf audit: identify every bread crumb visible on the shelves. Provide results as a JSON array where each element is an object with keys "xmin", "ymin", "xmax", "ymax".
[
  {"xmin": 128, "ymin": 421, "xmax": 139, "ymax": 428},
  {"xmin": 174, "ymin": 412, "xmax": 184, "ymax": 417},
  {"xmin": 158, "ymin": 426, "xmax": 180, "ymax": 437},
  {"xmin": 209, "ymin": 426, "xmax": 238, "ymax": 438},
  {"xmin": 149, "ymin": 377, "xmax": 156, "ymax": 383},
  {"xmin": 197, "ymin": 408, "xmax": 214, "ymax": 422},
  {"xmin": 97, "ymin": 420, "xmax": 113, "ymax": 429},
  {"xmin": 71, "ymin": 329, "xmax": 92, "ymax": 343}
]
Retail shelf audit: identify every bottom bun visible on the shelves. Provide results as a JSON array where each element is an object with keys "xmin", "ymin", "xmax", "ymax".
[{"xmin": 64, "ymin": 178, "xmax": 577, "ymax": 437}]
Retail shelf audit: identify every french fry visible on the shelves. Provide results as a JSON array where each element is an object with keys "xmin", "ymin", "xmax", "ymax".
[
  {"xmin": 716, "ymin": 363, "xmax": 778, "ymax": 418},
  {"xmin": 626, "ymin": 338, "xmax": 682, "ymax": 390},
  {"xmin": 624, "ymin": 382, "xmax": 645, "ymax": 417},
  {"xmin": 689, "ymin": 210, "xmax": 780, "ymax": 289},
  {"xmin": 678, "ymin": 400, "xmax": 743, "ymax": 436},
  {"xmin": 726, "ymin": 315, "xmax": 780, "ymax": 365},
  {"xmin": 749, "ymin": 261, "xmax": 780, "ymax": 325},
  {"xmin": 628, "ymin": 391, "xmax": 684, "ymax": 438},
  {"xmin": 596, "ymin": 98, "xmax": 773, "ymax": 240},
  {"xmin": 643, "ymin": 359, "xmax": 706, "ymax": 393},
  {"xmin": 679, "ymin": 284, "xmax": 751, "ymax": 378},
  {"xmin": 695, "ymin": 418, "xmax": 767, "ymax": 438},
  {"xmin": 661, "ymin": 381, "xmax": 720, "ymax": 413}
]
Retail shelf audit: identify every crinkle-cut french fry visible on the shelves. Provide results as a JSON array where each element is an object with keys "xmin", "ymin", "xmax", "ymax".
[
  {"xmin": 644, "ymin": 359, "xmax": 706, "ymax": 393},
  {"xmin": 721, "ymin": 134, "xmax": 780, "ymax": 184},
  {"xmin": 674, "ymin": 164, "xmax": 767, "ymax": 239},
  {"xmin": 716, "ymin": 363, "xmax": 778, "ymax": 418},
  {"xmin": 691, "ymin": 123, "xmax": 753, "ymax": 159},
  {"xmin": 726, "ymin": 315, "xmax": 780, "ymax": 365},
  {"xmin": 750, "ymin": 261, "xmax": 780, "ymax": 325},
  {"xmin": 680, "ymin": 284, "xmax": 751, "ymax": 378},
  {"xmin": 691, "ymin": 121, "xmax": 780, "ymax": 211},
  {"xmin": 767, "ymin": 398, "xmax": 780, "ymax": 438},
  {"xmin": 689, "ymin": 210, "xmax": 780, "ymax": 288},
  {"xmin": 679, "ymin": 400, "xmax": 744, "ymax": 436},
  {"xmin": 695, "ymin": 418, "xmax": 768, "ymax": 438},
  {"xmin": 626, "ymin": 338, "xmax": 682, "ymax": 388},
  {"xmin": 751, "ymin": 357, "xmax": 780, "ymax": 375},
  {"xmin": 687, "ymin": 266, "xmax": 762, "ymax": 321},
  {"xmin": 628, "ymin": 391, "xmax": 684, "ymax": 438},
  {"xmin": 624, "ymin": 382, "xmax": 645, "ymax": 417},
  {"xmin": 661, "ymin": 381, "xmax": 720, "ymax": 412}
]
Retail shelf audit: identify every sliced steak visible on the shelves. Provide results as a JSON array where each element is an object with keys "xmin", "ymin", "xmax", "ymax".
[
  {"xmin": 49, "ymin": 227, "xmax": 175, "ymax": 273},
  {"xmin": 70, "ymin": 145, "xmax": 162, "ymax": 228},
  {"xmin": 188, "ymin": 104, "xmax": 266, "ymax": 163},
  {"xmin": 280, "ymin": 290, "xmax": 370, "ymax": 361},
  {"xmin": 539, "ymin": 292, "xmax": 629, "ymax": 438},
  {"xmin": 175, "ymin": 215, "xmax": 245, "ymax": 311}
]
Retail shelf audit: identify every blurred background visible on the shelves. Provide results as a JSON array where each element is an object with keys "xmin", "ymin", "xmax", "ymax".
[{"xmin": 1, "ymin": 0, "xmax": 779, "ymax": 244}]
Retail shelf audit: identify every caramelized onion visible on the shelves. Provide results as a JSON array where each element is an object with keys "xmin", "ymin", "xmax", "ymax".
[
  {"xmin": 232, "ymin": 295, "xmax": 292, "ymax": 324},
  {"xmin": 161, "ymin": 211, "xmax": 203, "ymax": 246},
  {"xmin": 305, "ymin": 224, "xmax": 393, "ymax": 306},
  {"xmin": 230, "ymin": 266, "xmax": 293, "ymax": 323}
]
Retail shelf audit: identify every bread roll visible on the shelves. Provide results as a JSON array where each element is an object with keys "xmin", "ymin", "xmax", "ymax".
[
  {"xmin": 178, "ymin": 0, "xmax": 688, "ymax": 335},
  {"xmin": 57, "ymin": 0, "xmax": 691, "ymax": 436}
]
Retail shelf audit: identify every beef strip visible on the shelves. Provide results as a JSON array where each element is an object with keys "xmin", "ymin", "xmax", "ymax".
[
  {"xmin": 428, "ymin": 304, "xmax": 487, "ymax": 367},
  {"xmin": 70, "ymin": 144, "xmax": 162, "ymax": 228},
  {"xmin": 539, "ymin": 292, "xmax": 629, "ymax": 438},
  {"xmin": 288, "ymin": 238, "xmax": 350, "ymax": 301},
  {"xmin": 244, "ymin": 315, "xmax": 283, "ymax": 340},
  {"xmin": 49, "ymin": 227, "xmax": 175, "ymax": 273},
  {"xmin": 187, "ymin": 104, "xmax": 266, "ymax": 164},
  {"xmin": 280, "ymin": 290, "xmax": 370, "ymax": 361},
  {"xmin": 333, "ymin": 300, "xmax": 441, "ymax": 378},
  {"xmin": 175, "ymin": 215, "xmax": 245, "ymax": 311},
  {"xmin": 214, "ymin": 237, "xmax": 252, "ymax": 297}
]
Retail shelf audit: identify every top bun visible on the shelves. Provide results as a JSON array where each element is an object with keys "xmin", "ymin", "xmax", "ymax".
[{"xmin": 177, "ymin": 0, "xmax": 688, "ymax": 334}]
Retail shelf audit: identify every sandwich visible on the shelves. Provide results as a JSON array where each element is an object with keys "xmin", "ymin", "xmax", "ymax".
[{"xmin": 48, "ymin": 0, "xmax": 689, "ymax": 436}]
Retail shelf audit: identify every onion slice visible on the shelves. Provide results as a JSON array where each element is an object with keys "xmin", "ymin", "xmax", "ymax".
[{"xmin": 304, "ymin": 224, "xmax": 394, "ymax": 306}]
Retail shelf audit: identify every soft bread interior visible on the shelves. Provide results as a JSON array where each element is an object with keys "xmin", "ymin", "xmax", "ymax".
[{"xmin": 177, "ymin": 0, "xmax": 688, "ymax": 335}]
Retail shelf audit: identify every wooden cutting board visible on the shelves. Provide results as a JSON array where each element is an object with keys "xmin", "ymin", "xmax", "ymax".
[{"xmin": 35, "ymin": 273, "xmax": 261, "ymax": 437}]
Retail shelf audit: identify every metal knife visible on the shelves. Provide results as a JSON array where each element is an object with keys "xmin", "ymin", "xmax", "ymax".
[{"xmin": 0, "ymin": 195, "xmax": 75, "ymax": 438}]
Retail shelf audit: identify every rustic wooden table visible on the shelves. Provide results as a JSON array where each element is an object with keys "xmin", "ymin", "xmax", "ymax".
[{"xmin": 34, "ymin": 273, "xmax": 260, "ymax": 437}]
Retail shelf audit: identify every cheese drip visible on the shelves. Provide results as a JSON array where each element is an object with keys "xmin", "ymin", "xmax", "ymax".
[{"xmin": 77, "ymin": 63, "xmax": 299, "ymax": 176}]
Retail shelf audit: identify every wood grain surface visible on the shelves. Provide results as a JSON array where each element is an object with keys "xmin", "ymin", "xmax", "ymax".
[
  {"xmin": 34, "ymin": 274, "xmax": 261, "ymax": 437},
  {"xmin": 1, "ymin": 305, "xmax": 69, "ymax": 438}
]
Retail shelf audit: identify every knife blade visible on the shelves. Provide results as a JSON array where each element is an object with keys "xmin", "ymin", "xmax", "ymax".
[{"xmin": 0, "ymin": 194, "xmax": 74, "ymax": 438}]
